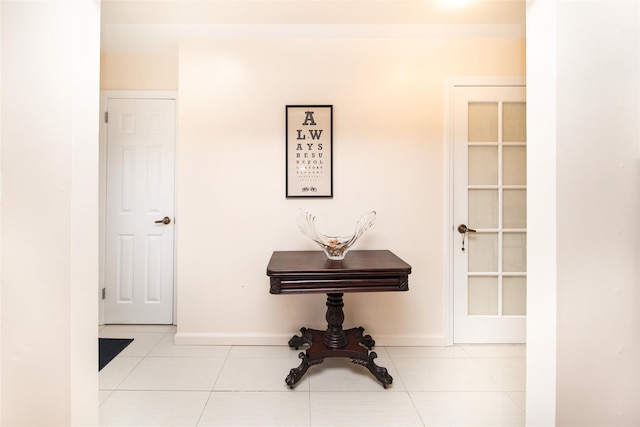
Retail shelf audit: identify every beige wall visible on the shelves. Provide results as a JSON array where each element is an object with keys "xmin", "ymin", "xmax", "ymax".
[
  {"xmin": 174, "ymin": 36, "xmax": 525, "ymax": 345},
  {"xmin": 100, "ymin": 53, "xmax": 178, "ymax": 90}
]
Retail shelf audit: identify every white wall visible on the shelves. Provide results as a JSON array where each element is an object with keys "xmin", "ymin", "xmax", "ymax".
[
  {"xmin": 175, "ymin": 35, "xmax": 525, "ymax": 345},
  {"xmin": 554, "ymin": 1, "xmax": 640, "ymax": 425},
  {"xmin": 527, "ymin": 1, "xmax": 640, "ymax": 426},
  {"xmin": 0, "ymin": 1, "xmax": 100, "ymax": 425},
  {"xmin": 526, "ymin": 0, "xmax": 557, "ymax": 424},
  {"xmin": 0, "ymin": 0, "xmax": 3, "ymax": 417}
]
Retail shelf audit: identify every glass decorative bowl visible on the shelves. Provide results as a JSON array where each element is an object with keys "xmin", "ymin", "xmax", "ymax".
[{"xmin": 297, "ymin": 210, "xmax": 376, "ymax": 260}]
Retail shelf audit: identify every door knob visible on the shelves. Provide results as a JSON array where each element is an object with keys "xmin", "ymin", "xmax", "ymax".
[
  {"xmin": 457, "ymin": 224, "xmax": 475, "ymax": 251},
  {"xmin": 457, "ymin": 224, "xmax": 476, "ymax": 234},
  {"xmin": 154, "ymin": 216, "xmax": 171, "ymax": 225}
]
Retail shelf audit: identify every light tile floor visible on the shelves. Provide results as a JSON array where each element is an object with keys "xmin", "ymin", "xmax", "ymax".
[{"xmin": 99, "ymin": 325, "xmax": 525, "ymax": 427}]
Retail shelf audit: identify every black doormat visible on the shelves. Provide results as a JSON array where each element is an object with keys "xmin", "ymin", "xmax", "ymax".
[{"xmin": 99, "ymin": 338, "xmax": 133, "ymax": 371}]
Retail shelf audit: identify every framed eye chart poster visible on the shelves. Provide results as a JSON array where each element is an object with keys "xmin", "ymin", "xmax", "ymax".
[{"xmin": 285, "ymin": 105, "xmax": 333, "ymax": 198}]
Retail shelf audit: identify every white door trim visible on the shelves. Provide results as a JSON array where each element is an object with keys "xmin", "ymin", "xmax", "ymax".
[
  {"xmin": 444, "ymin": 78, "xmax": 526, "ymax": 345},
  {"xmin": 98, "ymin": 90, "xmax": 179, "ymax": 325}
]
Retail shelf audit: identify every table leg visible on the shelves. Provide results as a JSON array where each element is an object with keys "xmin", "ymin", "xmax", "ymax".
[
  {"xmin": 323, "ymin": 293, "xmax": 348, "ymax": 348},
  {"xmin": 285, "ymin": 351, "xmax": 324, "ymax": 387},
  {"xmin": 285, "ymin": 293, "xmax": 393, "ymax": 389},
  {"xmin": 355, "ymin": 326, "xmax": 376, "ymax": 350},
  {"xmin": 288, "ymin": 327, "xmax": 313, "ymax": 350},
  {"xmin": 351, "ymin": 351, "xmax": 392, "ymax": 388}
]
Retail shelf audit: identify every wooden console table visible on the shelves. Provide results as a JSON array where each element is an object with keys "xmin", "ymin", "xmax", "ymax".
[{"xmin": 266, "ymin": 250, "xmax": 411, "ymax": 388}]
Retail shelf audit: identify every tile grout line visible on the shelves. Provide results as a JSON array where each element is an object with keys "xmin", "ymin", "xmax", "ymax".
[
  {"xmin": 467, "ymin": 350, "xmax": 527, "ymax": 416},
  {"xmin": 405, "ymin": 391, "xmax": 427, "ymax": 427},
  {"xmin": 388, "ymin": 349, "xmax": 428, "ymax": 427},
  {"xmin": 208, "ymin": 344, "xmax": 233, "ymax": 393},
  {"xmin": 195, "ymin": 390, "xmax": 215, "ymax": 427}
]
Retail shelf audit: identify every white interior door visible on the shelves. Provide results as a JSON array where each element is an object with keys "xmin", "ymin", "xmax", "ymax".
[
  {"xmin": 453, "ymin": 84, "xmax": 526, "ymax": 343},
  {"xmin": 104, "ymin": 97, "xmax": 176, "ymax": 324}
]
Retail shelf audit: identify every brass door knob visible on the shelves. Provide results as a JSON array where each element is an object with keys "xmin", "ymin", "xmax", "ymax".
[
  {"xmin": 457, "ymin": 224, "xmax": 476, "ymax": 234},
  {"xmin": 154, "ymin": 216, "xmax": 171, "ymax": 225}
]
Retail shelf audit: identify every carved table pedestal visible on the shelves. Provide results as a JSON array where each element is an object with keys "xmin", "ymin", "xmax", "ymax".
[{"xmin": 266, "ymin": 250, "xmax": 411, "ymax": 388}]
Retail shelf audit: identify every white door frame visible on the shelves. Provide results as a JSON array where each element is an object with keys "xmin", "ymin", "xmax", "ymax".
[
  {"xmin": 444, "ymin": 77, "xmax": 526, "ymax": 345},
  {"xmin": 98, "ymin": 90, "xmax": 179, "ymax": 325}
]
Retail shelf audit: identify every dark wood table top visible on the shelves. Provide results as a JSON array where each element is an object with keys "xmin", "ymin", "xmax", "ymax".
[{"xmin": 267, "ymin": 250, "xmax": 411, "ymax": 294}]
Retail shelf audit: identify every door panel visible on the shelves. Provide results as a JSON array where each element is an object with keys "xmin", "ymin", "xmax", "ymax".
[
  {"xmin": 453, "ymin": 85, "xmax": 526, "ymax": 343},
  {"xmin": 104, "ymin": 98, "xmax": 176, "ymax": 324}
]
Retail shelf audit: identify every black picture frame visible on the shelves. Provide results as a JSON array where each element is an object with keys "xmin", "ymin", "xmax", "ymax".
[{"xmin": 285, "ymin": 105, "xmax": 333, "ymax": 198}]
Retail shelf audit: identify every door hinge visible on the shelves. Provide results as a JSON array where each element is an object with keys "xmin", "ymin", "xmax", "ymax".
[
  {"xmin": 104, "ymin": 111, "xmax": 108, "ymax": 123},
  {"xmin": 102, "ymin": 288, "xmax": 106, "ymax": 300}
]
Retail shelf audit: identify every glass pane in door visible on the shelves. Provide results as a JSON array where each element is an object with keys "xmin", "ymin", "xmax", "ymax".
[
  {"xmin": 468, "ymin": 103, "xmax": 498, "ymax": 142},
  {"xmin": 468, "ymin": 190, "xmax": 498, "ymax": 229},
  {"xmin": 503, "ymin": 146, "xmax": 526, "ymax": 185},
  {"xmin": 468, "ymin": 233, "xmax": 498, "ymax": 272},
  {"xmin": 503, "ymin": 189, "xmax": 526, "ymax": 228},
  {"xmin": 468, "ymin": 277, "xmax": 498, "ymax": 315},
  {"xmin": 468, "ymin": 146, "xmax": 498, "ymax": 185},
  {"xmin": 503, "ymin": 232, "xmax": 527, "ymax": 272},
  {"xmin": 503, "ymin": 276, "xmax": 527, "ymax": 315},
  {"xmin": 503, "ymin": 102, "xmax": 527, "ymax": 142}
]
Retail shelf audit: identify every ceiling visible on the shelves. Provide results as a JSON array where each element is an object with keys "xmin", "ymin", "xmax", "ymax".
[{"xmin": 101, "ymin": 0, "xmax": 526, "ymax": 53}]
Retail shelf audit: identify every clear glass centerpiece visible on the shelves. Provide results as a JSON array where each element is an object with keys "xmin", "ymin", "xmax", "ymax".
[{"xmin": 297, "ymin": 210, "xmax": 376, "ymax": 260}]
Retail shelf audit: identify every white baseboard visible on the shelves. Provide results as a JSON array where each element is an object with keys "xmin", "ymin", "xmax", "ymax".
[
  {"xmin": 174, "ymin": 332, "xmax": 293, "ymax": 346},
  {"xmin": 174, "ymin": 332, "xmax": 450, "ymax": 347},
  {"xmin": 372, "ymin": 334, "xmax": 450, "ymax": 347}
]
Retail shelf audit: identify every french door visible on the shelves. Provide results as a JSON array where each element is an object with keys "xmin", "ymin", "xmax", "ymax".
[{"xmin": 452, "ymin": 84, "xmax": 527, "ymax": 343}]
